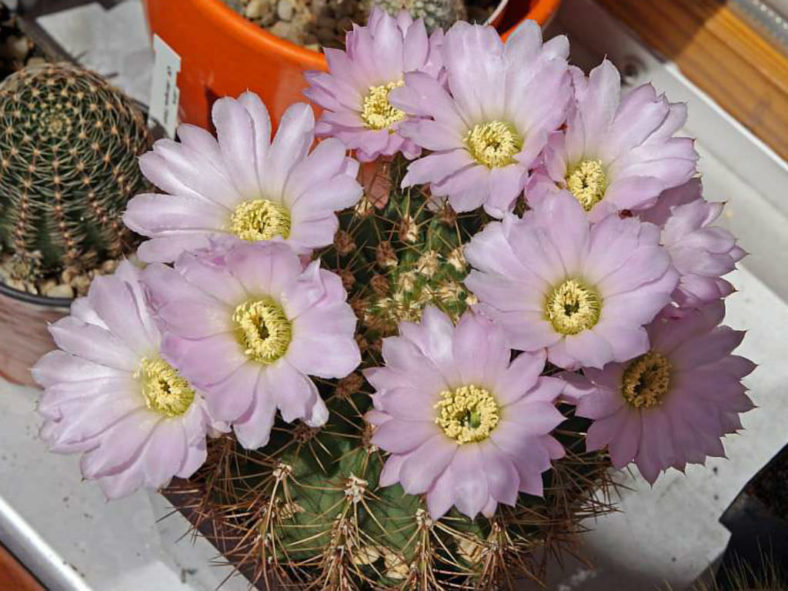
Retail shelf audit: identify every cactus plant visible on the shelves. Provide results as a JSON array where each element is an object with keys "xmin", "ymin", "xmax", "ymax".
[
  {"xmin": 167, "ymin": 158, "xmax": 614, "ymax": 590},
  {"xmin": 0, "ymin": 62, "xmax": 150, "ymax": 275},
  {"xmin": 369, "ymin": 0, "xmax": 468, "ymax": 31}
]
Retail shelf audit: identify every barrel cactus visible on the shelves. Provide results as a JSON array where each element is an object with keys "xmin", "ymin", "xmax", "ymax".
[
  {"xmin": 0, "ymin": 62, "xmax": 150, "ymax": 275},
  {"xmin": 168, "ymin": 157, "xmax": 613, "ymax": 590},
  {"xmin": 33, "ymin": 4, "xmax": 755, "ymax": 589},
  {"xmin": 369, "ymin": 0, "xmax": 467, "ymax": 31}
]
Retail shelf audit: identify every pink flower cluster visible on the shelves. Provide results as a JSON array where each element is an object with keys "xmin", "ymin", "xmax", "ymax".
[
  {"xmin": 34, "ymin": 9, "xmax": 752, "ymax": 522},
  {"xmin": 35, "ymin": 95, "xmax": 363, "ymax": 497},
  {"xmin": 309, "ymin": 10, "xmax": 750, "ymax": 517}
]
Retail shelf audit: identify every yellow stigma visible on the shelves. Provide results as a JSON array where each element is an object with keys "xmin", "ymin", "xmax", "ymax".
[
  {"xmin": 361, "ymin": 80, "xmax": 406, "ymax": 131},
  {"xmin": 435, "ymin": 385, "xmax": 500, "ymax": 444},
  {"xmin": 566, "ymin": 159, "xmax": 608, "ymax": 211},
  {"xmin": 622, "ymin": 351, "xmax": 672, "ymax": 408},
  {"xmin": 233, "ymin": 297, "xmax": 292, "ymax": 363},
  {"xmin": 465, "ymin": 121, "xmax": 523, "ymax": 168},
  {"xmin": 545, "ymin": 278, "xmax": 602, "ymax": 335},
  {"xmin": 230, "ymin": 199, "xmax": 291, "ymax": 242},
  {"xmin": 136, "ymin": 357, "xmax": 195, "ymax": 417}
]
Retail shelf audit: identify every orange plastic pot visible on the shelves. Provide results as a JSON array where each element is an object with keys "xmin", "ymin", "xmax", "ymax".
[{"xmin": 142, "ymin": 0, "xmax": 562, "ymax": 128}]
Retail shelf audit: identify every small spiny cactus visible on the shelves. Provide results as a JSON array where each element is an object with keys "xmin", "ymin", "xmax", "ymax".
[
  {"xmin": 169, "ymin": 157, "xmax": 615, "ymax": 590},
  {"xmin": 370, "ymin": 0, "xmax": 468, "ymax": 31},
  {"xmin": 0, "ymin": 62, "xmax": 150, "ymax": 275}
]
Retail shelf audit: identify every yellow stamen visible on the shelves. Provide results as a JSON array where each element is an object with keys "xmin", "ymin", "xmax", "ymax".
[
  {"xmin": 233, "ymin": 298, "xmax": 292, "ymax": 363},
  {"xmin": 136, "ymin": 357, "xmax": 194, "ymax": 417},
  {"xmin": 435, "ymin": 385, "xmax": 500, "ymax": 444},
  {"xmin": 465, "ymin": 121, "xmax": 523, "ymax": 168},
  {"xmin": 566, "ymin": 159, "xmax": 608, "ymax": 211},
  {"xmin": 545, "ymin": 278, "xmax": 602, "ymax": 335},
  {"xmin": 361, "ymin": 80, "xmax": 406, "ymax": 131},
  {"xmin": 230, "ymin": 199, "xmax": 291, "ymax": 242},
  {"xmin": 622, "ymin": 351, "xmax": 672, "ymax": 408}
]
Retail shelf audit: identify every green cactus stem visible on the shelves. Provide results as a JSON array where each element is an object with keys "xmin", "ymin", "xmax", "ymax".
[{"xmin": 0, "ymin": 62, "xmax": 150, "ymax": 275}]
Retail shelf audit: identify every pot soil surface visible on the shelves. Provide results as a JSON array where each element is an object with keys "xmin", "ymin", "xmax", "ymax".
[{"xmin": 221, "ymin": 0, "xmax": 500, "ymax": 50}]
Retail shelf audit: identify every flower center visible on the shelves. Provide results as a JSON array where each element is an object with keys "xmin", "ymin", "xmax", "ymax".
[
  {"xmin": 566, "ymin": 159, "xmax": 608, "ymax": 211},
  {"xmin": 621, "ymin": 351, "xmax": 672, "ymax": 408},
  {"xmin": 230, "ymin": 199, "xmax": 291, "ymax": 242},
  {"xmin": 233, "ymin": 297, "xmax": 292, "ymax": 363},
  {"xmin": 361, "ymin": 81, "xmax": 406, "ymax": 131},
  {"xmin": 435, "ymin": 385, "xmax": 500, "ymax": 444},
  {"xmin": 136, "ymin": 357, "xmax": 195, "ymax": 417},
  {"xmin": 465, "ymin": 121, "xmax": 523, "ymax": 168},
  {"xmin": 545, "ymin": 278, "xmax": 602, "ymax": 335}
]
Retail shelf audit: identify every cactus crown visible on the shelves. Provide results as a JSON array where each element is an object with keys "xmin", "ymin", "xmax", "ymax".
[
  {"xmin": 169, "ymin": 159, "xmax": 614, "ymax": 590},
  {"xmin": 0, "ymin": 63, "xmax": 150, "ymax": 275},
  {"xmin": 369, "ymin": 0, "xmax": 468, "ymax": 31}
]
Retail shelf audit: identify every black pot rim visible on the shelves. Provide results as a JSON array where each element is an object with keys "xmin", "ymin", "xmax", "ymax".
[{"xmin": 0, "ymin": 279, "xmax": 72, "ymax": 308}]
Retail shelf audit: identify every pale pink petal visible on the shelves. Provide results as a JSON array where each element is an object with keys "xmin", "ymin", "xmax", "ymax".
[
  {"xmin": 88, "ymin": 273, "xmax": 158, "ymax": 356},
  {"xmin": 161, "ymin": 332, "xmax": 247, "ymax": 387},
  {"xmin": 49, "ymin": 317, "xmax": 138, "ymax": 372},
  {"xmin": 123, "ymin": 193, "xmax": 229, "ymax": 236},
  {"xmin": 479, "ymin": 442, "xmax": 520, "ymax": 506},
  {"xmin": 237, "ymin": 91, "xmax": 272, "ymax": 184},
  {"xmin": 452, "ymin": 312, "xmax": 509, "ymax": 387},
  {"xmin": 79, "ymin": 409, "xmax": 159, "ymax": 479},
  {"xmin": 212, "ymin": 97, "xmax": 261, "ymax": 198},
  {"xmin": 379, "ymin": 453, "xmax": 408, "ymax": 487},
  {"xmin": 607, "ymin": 410, "xmax": 642, "ymax": 468},
  {"xmin": 494, "ymin": 350, "xmax": 547, "ymax": 405},
  {"xmin": 575, "ymin": 382, "xmax": 624, "ymax": 419},
  {"xmin": 426, "ymin": 466, "xmax": 457, "ymax": 519},
  {"xmin": 371, "ymin": 418, "xmax": 438, "ymax": 454},
  {"xmin": 233, "ymin": 372, "xmax": 277, "ymax": 449},
  {"xmin": 398, "ymin": 435, "xmax": 456, "ymax": 494},
  {"xmin": 142, "ymin": 420, "xmax": 187, "ymax": 488},
  {"xmin": 502, "ymin": 401, "xmax": 565, "ymax": 436},
  {"xmin": 204, "ymin": 362, "xmax": 260, "ymax": 422},
  {"xmin": 265, "ymin": 359, "xmax": 326, "ymax": 426},
  {"xmin": 450, "ymin": 445, "xmax": 490, "ymax": 518},
  {"xmin": 285, "ymin": 329, "xmax": 361, "ymax": 379}
]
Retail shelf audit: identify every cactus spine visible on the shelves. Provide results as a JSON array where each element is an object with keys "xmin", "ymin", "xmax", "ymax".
[
  {"xmin": 170, "ymin": 158, "xmax": 614, "ymax": 590},
  {"xmin": 370, "ymin": 0, "xmax": 468, "ymax": 31},
  {"xmin": 0, "ymin": 62, "xmax": 150, "ymax": 275}
]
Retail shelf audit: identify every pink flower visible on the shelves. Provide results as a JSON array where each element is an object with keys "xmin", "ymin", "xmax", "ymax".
[
  {"xmin": 527, "ymin": 60, "xmax": 697, "ymax": 221},
  {"xmin": 142, "ymin": 241, "xmax": 361, "ymax": 449},
  {"xmin": 365, "ymin": 307, "xmax": 566, "ymax": 520},
  {"xmin": 639, "ymin": 180, "xmax": 745, "ymax": 306},
  {"xmin": 465, "ymin": 192, "xmax": 678, "ymax": 370},
  {"xmin": 124, "ymin": 92, "xmax": 361, "ymax": 263},
  {"xmin": 565, "ymin": 302, "xmax": 754, "ymax": 483},
  {"xmin": 304, "ymin": 8, "xmax": 444, "ymax": 162},
  {"xmin": 390, "ymin": 21, "xmax": 571, "ymax": 217},
  {"xmin": 32, "ymin": 261, "xmax": 217, "ymax": 499}
]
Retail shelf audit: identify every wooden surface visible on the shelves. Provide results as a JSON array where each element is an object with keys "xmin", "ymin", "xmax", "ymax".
[
  {"xmin": 596, "ymin": 0, "xmax": 788, "ymax": 162},
  {"xmin": 0, "ymin": 543, "xmax": 43, "ymax": 591}
]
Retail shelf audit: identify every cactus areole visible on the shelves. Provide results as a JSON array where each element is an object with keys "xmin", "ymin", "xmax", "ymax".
[{"xmin": 0, "ymin": 63, "xmax": 150, "ymax": 279}]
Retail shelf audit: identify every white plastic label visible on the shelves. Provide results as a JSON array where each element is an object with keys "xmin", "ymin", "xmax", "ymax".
[{"xmin": 148, "ymin": 34, "xmax": 181, "ymax": 138}]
